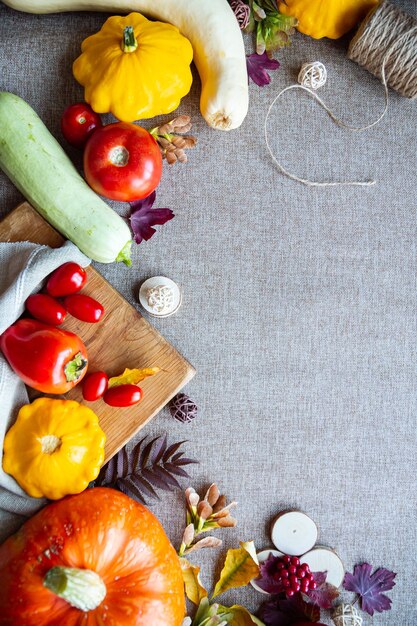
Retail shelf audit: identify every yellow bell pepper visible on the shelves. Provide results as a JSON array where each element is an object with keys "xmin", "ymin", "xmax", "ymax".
[
  {"xmin": 3, "ymin": 398, "xmax": 106, "ymax": 500},
  {"xmin": 73, "ymin": 12, "xmax": 194, "ymax": 122},
  {"xmin": 278, "ymin": 0, "xmax": 378, "ymax": 39}
]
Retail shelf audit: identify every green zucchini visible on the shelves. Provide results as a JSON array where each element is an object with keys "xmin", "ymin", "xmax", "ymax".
[{"xmin": 0, "ymin": 92, "xmax": 132, "ymax": 265}]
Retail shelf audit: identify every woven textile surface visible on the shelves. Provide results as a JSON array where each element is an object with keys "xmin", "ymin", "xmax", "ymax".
[{"xmin": 0, "ymin": 1, "xmax": 416, "ymax": 623}]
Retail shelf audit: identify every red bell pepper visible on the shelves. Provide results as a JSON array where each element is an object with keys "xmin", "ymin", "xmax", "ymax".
[{"xmin": 1, "ymin": 319, "xmax": 88, "ymax": 394}]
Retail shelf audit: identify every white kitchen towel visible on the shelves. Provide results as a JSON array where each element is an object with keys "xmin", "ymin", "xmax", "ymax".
[{"xmin": 0, "ymin": 241, "xmax": 90, "ymax": 541}]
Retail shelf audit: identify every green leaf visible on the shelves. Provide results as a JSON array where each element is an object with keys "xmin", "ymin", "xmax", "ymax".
[
  {"xmin": 212, "ymin": 541, "xmax": 260, "ymax": 598},
  {"xmin": 180, "ymin": 558, "xmax": 208, "ymax": 605},
  {"xmin": 218, "ymin": 605, "xmax": 265, "ymax": 626}
]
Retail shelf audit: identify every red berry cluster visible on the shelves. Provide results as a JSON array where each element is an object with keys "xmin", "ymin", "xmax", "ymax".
[{"xmin": 274, "ymin": 555, "xmax": 317, "ymax": 597}]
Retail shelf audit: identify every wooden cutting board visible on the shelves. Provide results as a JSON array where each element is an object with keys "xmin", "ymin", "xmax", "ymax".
[{"xmin": 0, "ymin": 202, "xmax": 195, "ymax": 461}]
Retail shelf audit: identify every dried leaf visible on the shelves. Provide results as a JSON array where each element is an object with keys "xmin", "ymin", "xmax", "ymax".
[
  {"xmin": 129, "ymin": 192, "xmax": 174, "ymax": 244},
  {"xmin": 212, "ymin": 541, "xmax": 260, "ymax": 598},
  {"xmin": 108, "ymin": 367, "xmax": 160, "ymax": 388},
  {"xmin": 93, "ymin": 435, "xmax": 197, "ymax": 504},
  {"xmin": 343, "ymin": 563, "xmax": 396, "ymax": 616},
  {"xmin": 180, "ymin": 558, "xmax": 208, "ymax": 605}
]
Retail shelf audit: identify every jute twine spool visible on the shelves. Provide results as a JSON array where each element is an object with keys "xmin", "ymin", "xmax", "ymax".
[
  {"xmin": 265, "ymin": 0, "xmax": 417, "ymax": 187},
  {"xmin": 348, "ymin": 0, "xmax": 417, "ymax": 99}
]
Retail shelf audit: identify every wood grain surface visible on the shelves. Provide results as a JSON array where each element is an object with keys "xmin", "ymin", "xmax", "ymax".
[{"xmin": 0, "ymin": 202, "xmax": 195, "ymax": 461}]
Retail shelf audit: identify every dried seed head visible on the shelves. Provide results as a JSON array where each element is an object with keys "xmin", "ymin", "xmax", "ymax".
[
  {"xmin": 171, "ymin": 135, "xmax": 187, "ymax": 149},
  {"xmin": 171, "ymin": 115, "xmax": 191, "ymax": 129},
  {"xmin": 205, "ymin": 483, "xmax": 220, "ymax": 507},
  {"xmin": 185, "ymin": 488, "xmax": 200, "ymax": 508},
  {"xmin": 176, "ymin": 149, "xmax": 188, "ymax": 163},
  {"xmin": 182, "ymin": 523, "xmax": 195, "ymax": 546},
  {"xmin": 197, "ymin": 500, "xmax": 213, "ymax": 521},
  {"xmin": 182, "ymin": 136, "xmax": 197, "ymax": 149},
  {"xmin": 185, "ymin": 536, "xmax": 222, "ymax": 553},
  {"xmin": 216, "ymin": 515, "xmax": 237, "ymax": 528},
  {"xmin": 166, "ymin": 151, "xmax": 178, "ymax": 165}
]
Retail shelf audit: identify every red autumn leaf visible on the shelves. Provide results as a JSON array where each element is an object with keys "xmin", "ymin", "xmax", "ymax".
[
  {"xmin": 260, "ymin": 594, "xmax": 321, "ymax": 626},
  {"xmin": 343, "ymin": 563, "xmax": 396, "ymax": 616},
  {"xmin": 304, "ymin": 572, "xmax": 339, "ymax": 609}
]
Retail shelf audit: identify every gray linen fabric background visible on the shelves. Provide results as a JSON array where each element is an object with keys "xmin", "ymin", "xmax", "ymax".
[{"xmin": 0, "ymin": 1, "xmax": 416, "ymax": 623}]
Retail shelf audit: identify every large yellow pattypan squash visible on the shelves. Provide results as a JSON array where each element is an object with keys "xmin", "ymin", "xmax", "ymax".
[
  {"xmin": 3, "ymin": 398, "xmax": 106, "ymax": 500},
  {"xmin": 73, "ymin": 12, "xmax": 193, "ymax": 122},
  {"xmin": 278, "ymin": 0, "xmax": 379, "ymax": 39}
]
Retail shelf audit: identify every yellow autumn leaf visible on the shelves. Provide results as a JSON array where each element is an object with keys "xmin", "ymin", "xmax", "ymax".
[
  {"xmin": 212, "ymin": 541, "xmax": 260, "ymax": 598},
  {"xmin": 180, "ymin": 557, "xmax": 208, "ymax": 605},
  {"xmin": 108, "ymin": 367, "xmax": 160, "ymax": 388}
]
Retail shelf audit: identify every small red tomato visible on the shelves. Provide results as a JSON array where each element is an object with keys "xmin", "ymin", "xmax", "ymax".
[
  {"xmin": 47, "ymin": 262, "xmax": 87, "ymax": 297},
  {"xmin": 82, "ymin": 371, "xmax": 109, "ymax": 401},
  {"xmin": 25, "ymin": 294, "xmax": 67, "ymax": 326},
  {"xmin": 83, "ymin": 122, "xmax": 163, "ymax": 202},
  {"xmin": 64, "ymin": 294, "xmax": 104, "ymax": 323},
  {"xmin": 61, "ymin": 103, "xmax": 102, "ymax": 149},
  {"xmin": 103, "ymin": 384, "xmax": 143, "ymax": 407}
]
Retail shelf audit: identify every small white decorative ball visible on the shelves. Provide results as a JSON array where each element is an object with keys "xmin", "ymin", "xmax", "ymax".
[
  {"xmin": 298, "ymin": 61, "xmax": 327, "ymax": 90},
  {"xmin": 332, "ymin": 603, "xmax": 363, "ymax": 626}
]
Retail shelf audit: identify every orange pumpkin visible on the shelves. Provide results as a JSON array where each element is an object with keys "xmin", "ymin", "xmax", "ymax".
[{"xmin": 0, "ymin": 488, "xmax": 185, "ymax": 626}]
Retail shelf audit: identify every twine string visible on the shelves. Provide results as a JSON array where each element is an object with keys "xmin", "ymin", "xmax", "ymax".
[{"xmin": 264, "ymin": 1, "xmax": 417, "ymax": 187}]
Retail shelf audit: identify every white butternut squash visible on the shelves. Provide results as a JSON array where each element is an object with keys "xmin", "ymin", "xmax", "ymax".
[{"xmin": 3, "ymin": 0, "xmax": 249, "ymax": 131}]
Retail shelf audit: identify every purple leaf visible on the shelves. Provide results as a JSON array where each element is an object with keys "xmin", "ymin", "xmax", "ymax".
[
  {"xmin": 305, "ymin": 572, "xmax": 339, "ymax": 609},
  {"xmin": 246, "ymin": 52, "xmax": 280, "ymax": 87},
  {"xmin": 129, "ymin": 191, "xmax": 174, "ymax": 244},
  {"xmin": 260, "ymin": 594, "xmax": 320, "ymax": 626},
  {"xmin": 254, "ymin": 554, "xmax": 286, "ymax": 594},
  {"xmin": 343, "ymin": 563, "xmax": 396, "ymax": 616}
]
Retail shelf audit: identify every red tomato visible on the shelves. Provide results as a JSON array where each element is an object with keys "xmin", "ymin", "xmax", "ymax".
[
  {"xmin": 47, "ymin": 263, "xmax": 87, "ymax": 297},
  {"xmin": 83, "ymin": 122, "xmax": 163, "ymax": 202},
  {"xmin": 82, "ymin": 371, "xmax": 109, "ymax": 401},
  {"xmin": 61, "ymin": 103, "xmax": 102, "ymax": 149},
  {"xmin": 64, "ymin": 294, "xmax": 104, "ymax": 323},
  {"xmin": 103, "ymin": 384, "xmax": 143, "ymax": 407},
  {"xmin": 25, "ymin": 294, "xmax": 67, "ymax": 326}
]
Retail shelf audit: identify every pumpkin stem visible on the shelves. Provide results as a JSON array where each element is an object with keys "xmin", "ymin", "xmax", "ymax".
[
  {"xmin": 44, "ymin": 566, "xmax": 106, "ymax": 612},
  {"xmin": 64, "ymin": 351, "xmax": 87, "ymax": 383},
  {"xmin": 122, "ymin": 26, "xmax": 138, "ymax": 53}
]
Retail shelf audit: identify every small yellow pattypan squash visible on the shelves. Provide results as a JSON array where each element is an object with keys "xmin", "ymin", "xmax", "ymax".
[
  {"xmin": 73, "ymin": 12, "xmax": 193, "ymax": 122},
  {"xmin": 278, "ymin": 0, "xmax": 379, "ymax": 39},
  {"xmin": 3, "ymin": 398, "xmax": 106, "ymax": 500}
]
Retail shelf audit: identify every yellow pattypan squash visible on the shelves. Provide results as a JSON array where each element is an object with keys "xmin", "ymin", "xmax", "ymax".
[
  {"xmin": 3, "ymin": 398, "xmax": 106, "ymax": 500},
  {"xmin": 278, "ymin": 0, "xmax": 379, "ymax": 39},
  {"xmin": 73, "ymin": 12, "xmax": 193, "ymax": 122}
]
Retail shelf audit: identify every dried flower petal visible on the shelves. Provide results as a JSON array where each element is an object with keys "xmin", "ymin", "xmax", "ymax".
[{"xmin": 212, "ymin": 494, "xmax": 227, "ymax": 513}]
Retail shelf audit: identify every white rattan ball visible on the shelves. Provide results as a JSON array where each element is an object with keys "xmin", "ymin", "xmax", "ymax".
[
  {"xmin": 332, "ymin": 603, "xmax": 363, "ymax": 626},
  {"xmin": 298, "ymin": 61, "xmax": 327, "ymax": 90}
]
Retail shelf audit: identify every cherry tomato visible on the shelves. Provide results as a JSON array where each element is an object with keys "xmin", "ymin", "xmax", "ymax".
[
  {"xmin": 103, "ymin": 384, "xmax": 143, "ymax": 407},
  {"xmin": 83, "ymin": 122, "xmax": 163, "ymax": 202},
  {"xmin": 61, "ymin": 103, "xmax": 102, "ymax": 149},
  {"xmin": 64, "ymin": 294, "xmax": 104, "ymax": 323},
  {"xmin": 47, "ymin": 262, "xmax": 87, "ymax": 297},
  {"xmin": 82, "ymin": 371, "xmax": 109, "ymax": 401},
  {"xmin": 25, "ymin": 294, "xmax": 67, "ymax": 326}
]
